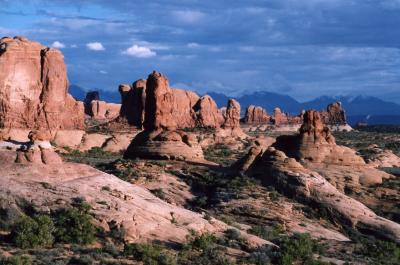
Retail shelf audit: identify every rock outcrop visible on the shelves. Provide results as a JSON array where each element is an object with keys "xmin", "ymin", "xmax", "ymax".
[
  {"xmin": 14, "ymin": 130, "xmax": 62, "ymax": 165},
  {"xmin": 193, "ymin": 95, "xmax": 224, "ymax": 127},
  {"xmin": 118, "ymin": 81, "xmax": 146, "ymax": 127},
  {"xmin": 89, "ymin": 100, "xmax": 121, "ymax": 120},
  {"xmin": 118, "ymin": 73, "xmax": 224, "ymax": 129},
  {"xmin": 240, "ymin": 146, "xmax": 400, "ymax": 243},
  {"xmin": 223, "ymin": 99, "xmax": 241, "ymax": 129},
  {"xmin": 274, "ymin": 110, "xmax": 362, "ymax": 165},
  {"xmin": 124, "ymin": 71, "xmax": 206, "ymax": 161},
  {"xmin": 242, "ymin": 105, "xmax": 270, "ymax": 124},
  {"xmin": 320, "ymin": 102, "xmax": 346, "ymax": 125},
  {"xmin": 0, "ymin": 36, "xmax": 84, "ymax": 136}
]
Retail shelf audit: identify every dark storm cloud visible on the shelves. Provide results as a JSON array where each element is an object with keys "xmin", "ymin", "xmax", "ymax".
[{"xmin": 0, "ymin": 0, "xmax": 399, "ymax": 102}]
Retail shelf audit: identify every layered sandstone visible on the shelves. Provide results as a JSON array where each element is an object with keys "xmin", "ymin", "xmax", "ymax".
[
  {"xmin": 223, "ymin": 99, "xmax": 241, "ymax": 129},
  {"xmin": 239, "ymin": 146, "xmax": 400, "ymax": 243},
  {"xmin": 124, "ymin": 71, "xmax": 206, "ymax": 161},
  {"xmin": 0, "ymin": 36, "xmax": 84, "ymax": 136},
  {"xmin": 89, "ymin": 100, "xmax": 121, "ymax": 120},
  {"xmin": 242, "ymin": 105, "xmax": 270, "ymax": 124},
  {"xmin": 118, "ymin": 73, "xmax": 223, "ymax": 129},
  {"xmin": 320, "ymin": 102, "xmax": 346, "ymax": 125}
]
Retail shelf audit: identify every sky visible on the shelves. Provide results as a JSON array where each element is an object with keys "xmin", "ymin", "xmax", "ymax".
[{"xmin": 1, "ymin": 0, "xmax": 400, "ymax": 103}]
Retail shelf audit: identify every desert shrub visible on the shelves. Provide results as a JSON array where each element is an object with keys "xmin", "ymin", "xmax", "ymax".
[
  {"xmin": 123, "ymin": 243, "xmax": 176, "ymax": 265},
  {"xmin": 185, "ymin": 233, "xmax": 217, "ymax": 251},
  {"xmin": 357, "ymin": 238, "xmax": 400, "ymax": 264},
  {"xmin": 178, "ymin": 232, "xmax": 230, "ymax": 265},
  {"xmin": 272, "ymin": 233, "xmax": 327, "ymax": 265},
  {"xmin": 54, "ymin": 201, "xmax": 95, "ymax": 245},
  {"xmin": 68, "ymin": 255, "xmax": 94, "ymax": 265},
  {"xmin": 11, "ymin": 214, "xmax": 55, "ymax": 249},
  {"xmin": 150, "ymin": 188, "xmax": 166, "ymax": 200},
  {"xmin": 0, "ymin": 256, "xmax": 32, "ymax": 265},
  {"xmin": 249, "ymin": 224, "xmax": 285, "ymax": 241}
]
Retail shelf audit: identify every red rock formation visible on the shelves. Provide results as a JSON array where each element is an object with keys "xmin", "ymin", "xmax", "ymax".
[
  {"xmin": 90, "ymin": 100, "xmax": 121, "ymax": 120},
  {"xmin": 243, "ymin": 105, "xmax": 270, "ymax": 124},
  {"xmin": 271, "ymin": 108, "xmax": 289, "ymax": 125},
  {"xmin": 223, "ymin": 99, "xmax": 241, "ymax": 129},
  {"xmin": 118, "ymin": 80, "xmax": 147, "ymax": 127},
  {"xmin": 119, "ymin": 72, "xmax": 224, "ymax": 129},
  {"xmin": 144, "ymin": 71, "xmax": 177, "ymax": 131},
  {"xmin": 193, "ymin": 95, "xmax": 224, "ymax": 127},
  {"xmin": 0, "ymin": 36, "xmax": 84, "ymax": 135},
  {"xmin": 320, "ymin": 102, "xmax": 346, "ymax": 125}
]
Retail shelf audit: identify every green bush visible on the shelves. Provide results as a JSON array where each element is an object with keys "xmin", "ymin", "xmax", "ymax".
[
  {"xmin": 178, "ymin": 233, "xmax": 230, "ymax": 265},
  {"xmin": 186, "ymin": 233, "xmax": 217, "ymax": 251},
  {"xmin": 358, "ymin": 238, "xmax": 400, "ymax": 264},
  {"xmin": 54, "ymin": 202, "xmax": 95, "ymax": 245},
  {"xmin": 273, "ymin": 233, "xmax": 327, "ymax": 265},
  {"xmin": 249, "ymin": 224, "xmax": 285, "ymax": 241},
  {"xmin": 124, "ymin": 243, "xmax": 176, "ymax": 265},
  {"xmin": 0, "ymin": 256, "xmax": 32, "ymax": 265},
  {"xmin": 11, "ymin": 215, "xmax": 55, "ymax": 249}
]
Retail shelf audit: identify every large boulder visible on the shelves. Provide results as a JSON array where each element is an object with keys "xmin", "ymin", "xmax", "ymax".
[{"xmin": 0, "ymin": 36, "xmax": 84, "ymax": 135}]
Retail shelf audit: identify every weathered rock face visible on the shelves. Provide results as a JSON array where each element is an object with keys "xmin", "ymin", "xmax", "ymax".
[
  {"xmin": 243, "ymin": 105, "xmax": 270, "ymax": 124},
  {"xmin": 193, "ymin": 95, "xmax": 224, "ymax": 127},
  {"xmin": 125, "ymin": 130, "xmax": 204, "ymax": 161},
  {"xmin": 320, "ymin": 102, "xmax": 346, "ymax": 125},
  {"xmin": 144, "ymin": 71, "xmax": 177, "ymax": 131},
  {"xmin": 118, "ymin": 73, "xmax": 224, "ymax": 129},
  {"xmin": 124, "ymin": 71, "xmax": 209, "ymax": 161},
  {"xmin": 271, "ymin": 108, "xmax": 289, "ymax": 126},
  {"xmin": 118, "ymin": 81, "xmax": 147, "ymax": 127},
  {"xmin": 0, "ymin": 36, "xmax": 84, "ymax": 135},
  {"xmin": 240, "ymin": 146, "xmax": 400, "ymax": 243},
  {"xmin": 223, "ymin": 99, "xmax": 241, "ymax": 129},
  {"xmin": 89, "ymin": 100, "xmax": 121, "ymax": 120},
  {"xmin": 275, "ymin": 110, "xmax": 363, "ymax": 165}
]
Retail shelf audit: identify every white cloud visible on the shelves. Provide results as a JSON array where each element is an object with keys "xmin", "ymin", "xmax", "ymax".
[
  {"xmin": 51, "ymin": 41, "xmax": 65, "ymax": 49},
  {"xmin": 99, "ymin": 70, "xmax": 108, "ymax": 74},
  {"xmin": 70, "ymin": 44, "xmax": 78, "ymax": 48},
  {"xmin": 86, "ymin": 42, "xmax": 105, "ymax": 51},
  {"xmin": 172, "ymin": 10, "xmax": 205, "ymax": 24},
  {"xmin": 122, "ymin": 44, "xmax": 156, "ymax": 58},
  {"xmin": 187, "ymin": 42, "xmax": 200, "ymax": 48}
]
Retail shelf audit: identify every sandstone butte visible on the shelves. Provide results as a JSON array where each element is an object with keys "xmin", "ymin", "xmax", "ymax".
[
  {"xmin": 0, "ymin": 36, "xmax": 84, "ymax": 138},
  {"xmin": 118, "ymin": 71, "xmax": 228, "ymax": 130}
]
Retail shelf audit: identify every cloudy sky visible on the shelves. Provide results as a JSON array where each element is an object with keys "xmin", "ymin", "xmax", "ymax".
[{"xmin": 1, "ymin": 0, "xmax": 400, "ymax": 103}]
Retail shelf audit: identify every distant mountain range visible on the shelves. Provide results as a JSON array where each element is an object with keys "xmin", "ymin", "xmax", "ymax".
[
  {"xmin": 207, "ymin": 92, "xmax": 400, "ymax": 125},
  {"xmin": 69, "ymin": 85, "xmax": 121, "ymax": 103},
  {"xmin": 69, "ymin": 84, "xmax": 400, "ymax": 125}
]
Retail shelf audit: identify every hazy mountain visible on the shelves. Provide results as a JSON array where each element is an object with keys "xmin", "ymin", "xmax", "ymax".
[
  {"xmin": 207, "ymin": 91, "xmax": 302, "ymax": 113},
  {"xmin": 68, "ymin": 85, "xmax": 121, "ymax": 103},
  {"xmin": 207, "ymin": 91, "xmax": 400, "ymax": 125}
]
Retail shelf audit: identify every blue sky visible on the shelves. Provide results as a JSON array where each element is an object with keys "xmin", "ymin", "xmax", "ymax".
[{"xmin": 1, "ymin": 0, "xmax": 400, "ymax": 103}]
